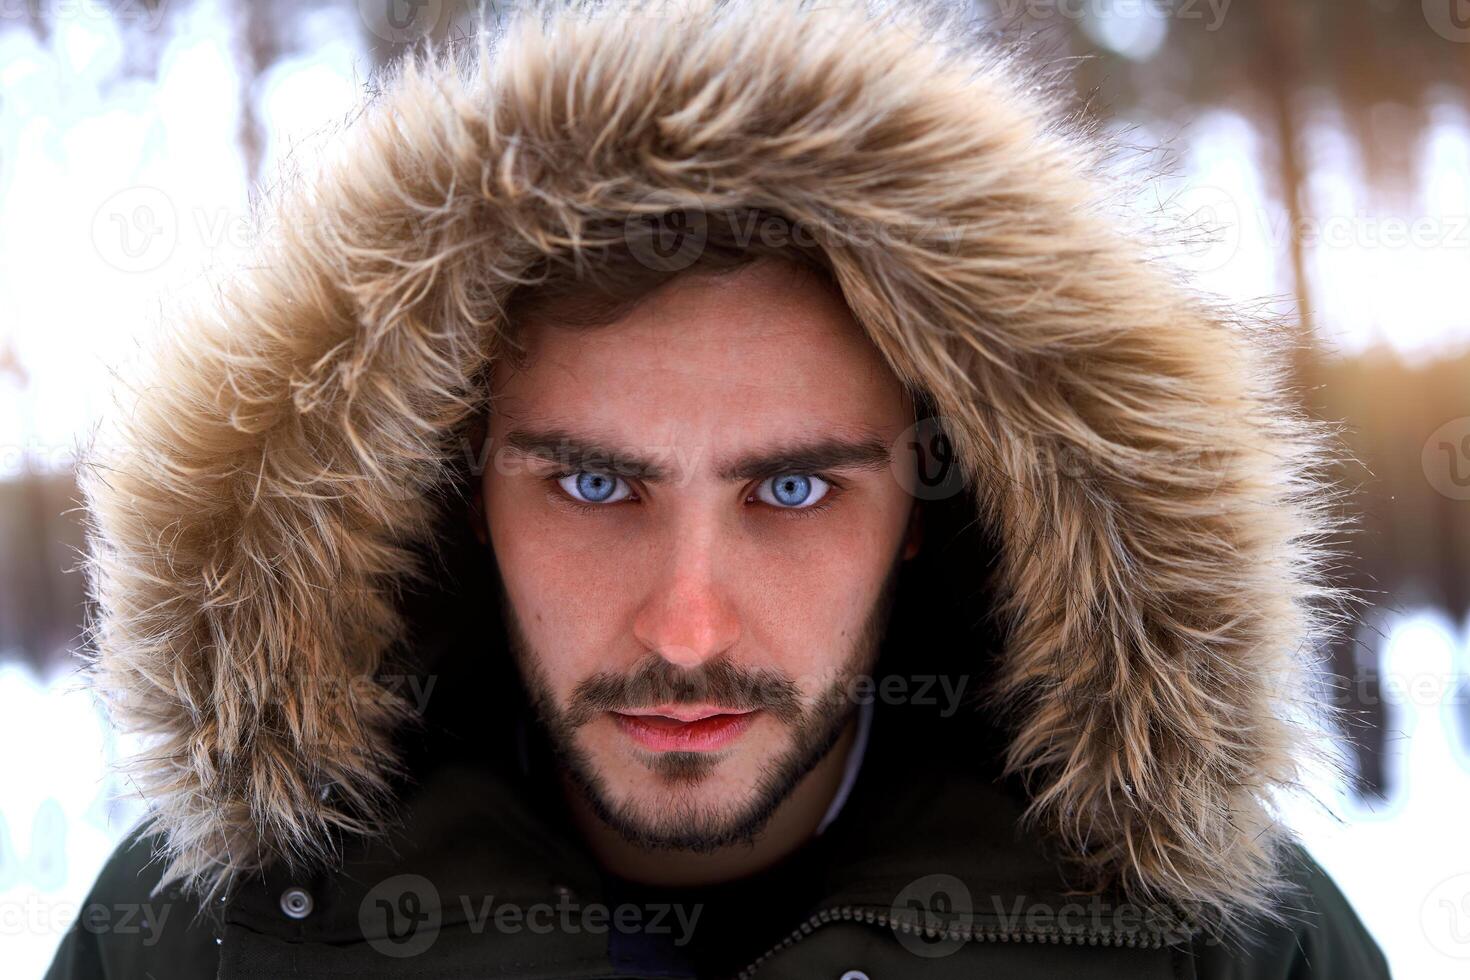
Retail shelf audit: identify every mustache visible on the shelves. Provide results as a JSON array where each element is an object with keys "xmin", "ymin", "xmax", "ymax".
[{"xmin": 565, "ymin": 654, "xmax": 803, "ymax": 727}]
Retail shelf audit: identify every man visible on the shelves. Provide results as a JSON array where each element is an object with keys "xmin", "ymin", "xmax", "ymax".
[{"xmin": 49, "ymin": 0, "xmax": 1390, "ymax": 977}]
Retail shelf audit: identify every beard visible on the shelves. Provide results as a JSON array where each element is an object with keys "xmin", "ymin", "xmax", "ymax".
[{"xmin": 497, "ymin": 545, "xmax": 907, "ymax": 853}]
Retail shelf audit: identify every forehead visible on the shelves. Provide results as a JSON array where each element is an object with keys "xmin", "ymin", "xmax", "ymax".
[{"xmin": 489, "ymin": 261, "xmax": 911, "ymax": 443}]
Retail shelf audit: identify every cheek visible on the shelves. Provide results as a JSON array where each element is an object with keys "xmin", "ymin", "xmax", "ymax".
[
  {"xmin": 485, "ymin": 480, "xmax": 637, "ymax": 697},
  {"xmin": 742, "ymin": 511, "xmax": 902, "ymax": 687}
]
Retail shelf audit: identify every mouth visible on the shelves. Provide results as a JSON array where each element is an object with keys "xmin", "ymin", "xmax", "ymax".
[{"xmin": 609, "ymin": 706, "xmax": 760, "ymax": 752}]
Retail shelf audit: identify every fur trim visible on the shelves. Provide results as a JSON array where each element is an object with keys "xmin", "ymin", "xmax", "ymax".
[{"xmin": 76, "ymin": 0, "xmax": 1356, "ymax": 937}]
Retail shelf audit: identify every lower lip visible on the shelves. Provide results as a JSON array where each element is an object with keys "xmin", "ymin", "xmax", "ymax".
[{"xmin": 611, "ymin": 711, "xmax": 759, "ymax": 752}]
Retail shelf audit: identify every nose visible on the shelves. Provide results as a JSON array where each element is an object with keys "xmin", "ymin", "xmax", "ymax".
[{"xmin": 631, "ymin": 520, "xmax": 741, "ymax": 669}]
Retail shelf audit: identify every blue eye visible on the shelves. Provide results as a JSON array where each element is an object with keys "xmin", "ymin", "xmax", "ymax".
[
  {"xmin": 756, "ymin": 474, "xmax": 831, "ymax": 509},
  {"xmin": 558, "ymin": 471, "xmax": 632, "ymax": 505}
]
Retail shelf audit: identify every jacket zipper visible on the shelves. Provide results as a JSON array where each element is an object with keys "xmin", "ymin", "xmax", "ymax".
[{"xmin": 736, "ymin": 903, "xmax": 1193, "ymax": 979}]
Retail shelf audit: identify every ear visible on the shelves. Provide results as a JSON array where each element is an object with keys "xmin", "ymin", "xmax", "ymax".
[{"xmin": 901, "ymin": 499, "xmax": 923, "ymax": 561}]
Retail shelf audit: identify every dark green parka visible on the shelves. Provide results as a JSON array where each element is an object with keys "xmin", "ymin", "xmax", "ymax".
[{"xmin": 51, "ymin": 0, "xmax": 1389, "ymax": 976}]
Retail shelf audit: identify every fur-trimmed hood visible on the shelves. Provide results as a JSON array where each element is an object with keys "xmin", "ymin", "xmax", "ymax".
[{"xmin": 77, "ymin": 0, "xmax": 1353, "ymax": 939}]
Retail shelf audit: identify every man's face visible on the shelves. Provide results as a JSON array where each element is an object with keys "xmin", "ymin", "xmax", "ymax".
[{"xmin": 479, "ymin": 258, "xmax": 919, "ymax": 851}]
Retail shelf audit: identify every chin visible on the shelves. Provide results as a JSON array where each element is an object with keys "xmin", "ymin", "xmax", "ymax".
[
  {"xmin": 595, "ymin": 790, "xmax": 774, "ymax": 853},
  {"xmin": 577, "ymin": 742, "xmax": 790, "ymax": 849}
]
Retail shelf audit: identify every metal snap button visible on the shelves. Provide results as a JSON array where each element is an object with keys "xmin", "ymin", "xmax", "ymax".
[
  {"xmin": 280, "ymin": 886, "xmax": 314, "ymax": 919},
  {"xmin": 839, "ymin": 971, "xmax": 870, "ymax": 980}
]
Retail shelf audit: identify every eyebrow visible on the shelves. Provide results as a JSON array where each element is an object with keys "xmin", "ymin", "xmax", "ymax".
[{"xmin": 502, "ymin": 426, "xmax": 893, "ymax": 482}]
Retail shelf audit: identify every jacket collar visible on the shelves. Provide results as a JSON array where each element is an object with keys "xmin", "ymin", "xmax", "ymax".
[{"xmin": 220, "ymin": 648, "xmax": 1202, "ymax": 966}]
